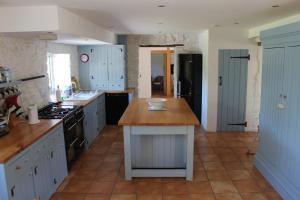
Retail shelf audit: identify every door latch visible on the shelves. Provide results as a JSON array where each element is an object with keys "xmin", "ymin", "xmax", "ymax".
[{"xmin": 227, "ymin": 122, "xmax": 248, "ymax": 127}]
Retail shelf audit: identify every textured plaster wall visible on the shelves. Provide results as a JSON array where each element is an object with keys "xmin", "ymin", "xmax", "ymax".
[{"xmin": 0, "ymin": 36, "xmax": 78, "ymax": 110}]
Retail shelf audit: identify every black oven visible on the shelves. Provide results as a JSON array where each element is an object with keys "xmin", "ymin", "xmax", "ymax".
[{"xmin": 63, "ymin": 106, "xmax": 85, "ymax": 168}]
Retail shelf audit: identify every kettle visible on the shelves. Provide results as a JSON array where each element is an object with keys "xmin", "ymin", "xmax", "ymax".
[{"xmin": 0, "ymin": 67, "xmax": 11, "ymax": 83}]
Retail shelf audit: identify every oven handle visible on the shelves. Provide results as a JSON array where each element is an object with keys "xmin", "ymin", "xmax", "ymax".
[
  {"xmin": 77, "ymin": 115, "xmax": 85, "ymax": 122},
  {"xmin": 67, "ymin": 123, "xmax": 77, "ymax": 132},
  {"xmin": 79, "ymin": 139, "xmax": 86, "ymax": 147},
  {"xmin": 70, "ymin": 138, "xmax": 79, "ymax": 147}
]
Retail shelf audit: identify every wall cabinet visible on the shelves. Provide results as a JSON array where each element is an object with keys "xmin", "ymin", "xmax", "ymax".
[
  {"xmin": 79, "ymin": 45, "xmax": 125, "ymax": 91},
  {"xmin": 257, "ymin": 22, "xmax": 300, "ymax": 200},
  {"xmin": 0, "ymin": 124, "xmax": 67, "ymax": 200},
  {"xmin": 83, "ymin": 94, "xmax": 106, "ymax": 149}
]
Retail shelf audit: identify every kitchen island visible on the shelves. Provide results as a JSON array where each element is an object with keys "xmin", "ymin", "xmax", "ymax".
[{"xmin": 118, "ymin": 98, "xmax": 199, "ymax": 181}]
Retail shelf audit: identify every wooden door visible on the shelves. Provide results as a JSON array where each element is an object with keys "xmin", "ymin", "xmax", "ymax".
[
  {"xmin": 217, "ymin": 49, "xmax": 248, "ymax": 132},
  {"xmin": 259, "ymin": 47, "xmax": 285, "ymax": 164}
]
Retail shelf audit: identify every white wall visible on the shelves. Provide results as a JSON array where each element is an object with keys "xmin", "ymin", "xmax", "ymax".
[
  {"xmin": 0, "ymin": 36, "xmax": 79, "ymax": 110},
  {"xmin": 57, "ymin": 7, "xmax": 115, "ymax": 44},
  {"xmin": 151, "ymin": 54, "xmax": 164, "ymax": 78},
  {"xmin": 0, "ymin": 6, "xmax": 115, "ymax": 44},
  {"xmin": 198, "ymin": 30, "xmax": 209, "ymax": 131},
  {"xmin": 202, "ymin": 27, "xmax": 261, "ymax": 132},
  {"xmin": 0, "ymin": 6, "xmax": 59, "ymax": 33}
]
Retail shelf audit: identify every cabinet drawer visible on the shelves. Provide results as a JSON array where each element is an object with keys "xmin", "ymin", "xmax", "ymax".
[{"xmin": 6, "ymin": 151, "xmax": 32, "ymax": 181}]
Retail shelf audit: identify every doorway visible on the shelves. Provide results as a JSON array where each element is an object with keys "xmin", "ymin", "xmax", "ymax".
[
  {"xmin": 151, "ymin": 49, "xmax": 174, "ymax": 97},
  {"xmin": 217, "ymin": 49, "xmax": 249, "ymax": 132},
  {"xmin": 138, "ymin": 47, "xmax": 175, "ymax": 98}
]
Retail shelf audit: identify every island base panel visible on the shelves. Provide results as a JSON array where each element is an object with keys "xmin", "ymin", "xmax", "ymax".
[{"xmin": 123, "ymin": 125, "xmax": 194, "ymax": 181}]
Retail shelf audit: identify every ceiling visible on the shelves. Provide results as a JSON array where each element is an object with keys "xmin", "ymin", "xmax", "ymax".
[{"xmin": 0, "ymin": 0, "xmax": 300, "ymax": 34}]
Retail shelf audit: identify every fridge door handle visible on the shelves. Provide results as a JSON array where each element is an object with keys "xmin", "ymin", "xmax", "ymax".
[{"xmin": 178, "ymin": 81, "xmax": 181, "ymax": 97}]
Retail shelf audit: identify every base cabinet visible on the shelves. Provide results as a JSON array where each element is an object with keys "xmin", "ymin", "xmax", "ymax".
[
  {"xmin": 84, "ymin": 94, "xmax": 106, "ymax": 149},
  {"xmin": 0, "ymin": 124, "xmax": 67, "ymax": 200}
]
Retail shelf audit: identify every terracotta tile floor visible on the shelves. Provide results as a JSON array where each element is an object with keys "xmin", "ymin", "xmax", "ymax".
[{"xmin": 51, "ymin": 126, "xmax": 282, "ymax": 200}]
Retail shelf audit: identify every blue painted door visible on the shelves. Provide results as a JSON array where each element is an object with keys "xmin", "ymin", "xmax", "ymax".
[
  {"xmin": 258, "ymin": 47, "xmax": 285, "ymax": 166},
  {"xmin": 280, "ymin": 44, "xmax": 300, "ymax": 189},
  {"xmin": 217, "ymin": 49, "xmax": 248, "ymax": 132},
  {"xmin": 89, "ymin": 47, "xmax": 99, "ymax": 90},
  {"xmin": 108, "ymin": 46, "xmax": 125, "ymax": 90}
]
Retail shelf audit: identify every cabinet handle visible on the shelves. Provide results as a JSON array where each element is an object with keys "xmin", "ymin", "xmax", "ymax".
[
  {"xmin": 54, "ymin": 178, "xmax": 57, "ymax": 185},
  {"xmin": 51, "ymin": 151, "xmax": 54, "ymax": 159},
  {"xmin": 34, "ymin": 166, "xmax": 38, "ymax": 175},
  {"xmin": 120, "ymin": 75, "xmax": 124, "ymax": 79},
  {"xmin": 10, "ymin": 186, "xmax": 15, "ymax": 197},
  {"xmin": 15, "ymin": 165, "xmax": 21, "ymax": 170},
  {"xmin": 283, "ymin": 95, "xmax": 287, "ymax": 99}
]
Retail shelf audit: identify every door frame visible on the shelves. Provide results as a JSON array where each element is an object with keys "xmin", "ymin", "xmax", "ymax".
[{"xmin": 138, "ymin": 47, "xmax": 174, "ymax": 98}]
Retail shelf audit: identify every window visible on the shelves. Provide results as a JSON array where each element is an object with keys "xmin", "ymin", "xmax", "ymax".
[{"xmin": 47, "ymin": 53, "xmax": 71, "ymax": 99}]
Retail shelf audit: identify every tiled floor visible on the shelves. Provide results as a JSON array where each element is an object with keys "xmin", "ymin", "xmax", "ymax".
[{"xmin": 51, "ymin": 126, "xmax": 282, "ymax": 200}]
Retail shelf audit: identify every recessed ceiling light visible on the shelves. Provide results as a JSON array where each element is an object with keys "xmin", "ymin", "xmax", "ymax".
[
  {"xmin": 234, "ymin": 22, "xmax": 240, "ymax": 25},
  {"xmin": 158, "ymin": 31, "xmax": 163, "ymax": 34},
  {"xmin": 157, "ymin": 22, "xmax": 163, "ymax": 25},
  {"xmin": 214, "ymin": 25, "xmax": 221, "ymax": 27},
  {"xmin": 157, "ymin": 5, "xmax": 166, "ymax": 8},
  {"xmin": 272, "ymin": 4, "xmax": 280, "ymax": 8}
]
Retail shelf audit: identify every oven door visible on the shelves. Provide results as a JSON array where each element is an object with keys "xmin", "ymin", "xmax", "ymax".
[
  {"xmin": 64, "ymin": 116, "xmax": 78, "ymax": 168},
  {"xmin": 74, "ymin": 113, "xmax": 85, "ymax": 155}
]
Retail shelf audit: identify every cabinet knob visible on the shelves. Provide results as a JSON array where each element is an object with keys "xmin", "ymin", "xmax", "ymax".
[{"xmin": 15, "ymin": 166, "xmax": 21, "ymax": 170}]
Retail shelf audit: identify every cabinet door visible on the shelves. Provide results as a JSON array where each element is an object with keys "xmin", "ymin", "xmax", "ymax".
[
  {"xmin": 78, "ymin": 46, "xmax": 91, "ymax": 90},
  {"xmin": 50, "ymin": 128, "xmax": 68, "ymax": 192},
  {"xmin": 89, "ymin": 47, "xmax": 99, "ymax": 90},
  {"xmin": 108, "ymin": 46, "xmax": 125, "ymax": 90},
  {"xmin": 6, "ymin": 153, "xmax": 35, "ymax": 200},
  {"xmin": 84, "ymin": 105, "xmax": 93, "ymax": 148},
  {"xmin": 259, "ymin": 47, "xmax": 285, "ymax": 166},
  {"xmin": 91, "ymin": 100, "xmax": 99, "ymax": 140},
  {"xmin": 98, "ymin": 46, "xmax": 109, "ymax": 90},
  {"xmin": 280, "ymin": 45, "xmax": 300, "ymax": 188},
  {"xmin": 97, "ymin": 95, "xmax": 106, "ymax": 133},
  {"xmin": 33, "ymin": 152, "xmax": 52, "ymax": 200}
]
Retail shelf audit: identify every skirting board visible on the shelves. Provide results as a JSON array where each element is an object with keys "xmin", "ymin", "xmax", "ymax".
[
  {"xmin": 255, "ymin": 153, "xmax": 300, "ymax": 200},
  {"xmin": 131, "ymin": 169, "xmax": 186, "ymax": 177}
]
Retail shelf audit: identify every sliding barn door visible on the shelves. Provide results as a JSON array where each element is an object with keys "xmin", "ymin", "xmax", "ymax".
[{"xmin": 217, "ymin": 49, "xmax": 248, "ymax": 132}]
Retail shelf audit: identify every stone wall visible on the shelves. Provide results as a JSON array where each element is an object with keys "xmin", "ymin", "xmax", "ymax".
[
  {"xmin": 0, "ymin": 36, "xmax": 78, "ymax": 110},
  {"xmin": 126, "ymin": 33, "xmax": 201, "ymax": 88}
]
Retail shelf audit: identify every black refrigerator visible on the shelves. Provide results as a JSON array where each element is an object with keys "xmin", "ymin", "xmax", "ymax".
[{"xmin": 178, "ymin": 54, "xmax": 202, "ymax": 123}]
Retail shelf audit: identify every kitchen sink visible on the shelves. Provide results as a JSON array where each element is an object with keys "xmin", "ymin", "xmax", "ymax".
[{"xmin": 66, "ymin": 91, "xmax": 98, "ymax": 100}]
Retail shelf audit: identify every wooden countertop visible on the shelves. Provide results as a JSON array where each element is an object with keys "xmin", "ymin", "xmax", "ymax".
[
  {"xmin": 0, "ymin": 119, "xmax": 63, "ymax": 163},
  {"xmin": 118, "ymin": 98, "xmax": 200, "ymax": 126}
]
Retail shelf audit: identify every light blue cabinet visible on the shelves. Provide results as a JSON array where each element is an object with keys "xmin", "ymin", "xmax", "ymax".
[
  {"xmin": 0, "ymin": 124, "xmax": 67, "ymax": 200},
  {"xmin": 83, "ymin": 94, "xmax": 106, "ymax": 149},
  {"xmin": 78, "ymin": 45, "xmax": 125, "ymax": 91},
  {"xmin": 257, "ymin": 21, "xmax": 300, "ymax": 200}
]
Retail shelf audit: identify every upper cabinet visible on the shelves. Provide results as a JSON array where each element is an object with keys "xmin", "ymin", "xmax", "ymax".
[{"xmin": 79, "ymin": 45, "xmax": 125, "ymax": 91}]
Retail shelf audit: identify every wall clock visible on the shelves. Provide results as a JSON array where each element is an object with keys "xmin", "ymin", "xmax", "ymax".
[{"xmin": 80, "ymin": 54, "xmax": 89, "ymax": 63}]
